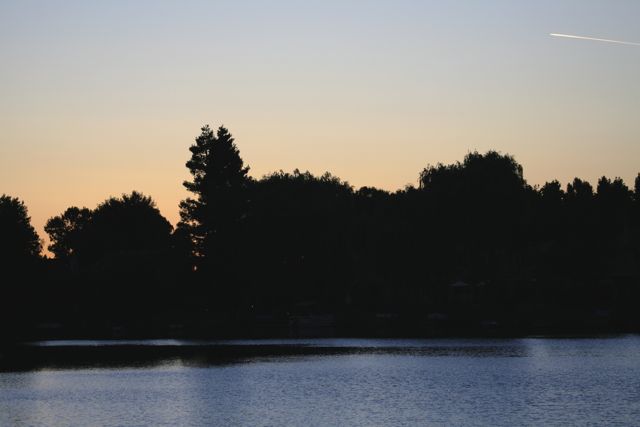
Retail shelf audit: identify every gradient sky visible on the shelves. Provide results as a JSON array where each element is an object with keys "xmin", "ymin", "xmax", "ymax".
[{"xmin": 1, "ymin": 0, "xmax": 639, "ymax": 248}]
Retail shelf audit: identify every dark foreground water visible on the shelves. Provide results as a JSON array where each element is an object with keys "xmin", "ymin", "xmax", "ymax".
[{"xmin": 1, "ymin": 337, "xmax": 640, "ymax": 426}]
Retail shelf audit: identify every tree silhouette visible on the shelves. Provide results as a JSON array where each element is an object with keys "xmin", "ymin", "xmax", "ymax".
[
  {"xmin": 595, "ymin": 176, "xmax": 633, "ymax": 233},
  {"xmin": 46, "ymin": 192, "xmax": 172, "ymax": 267},
  {"xmin": 0, "ymin": 195, "xmax": 41, "ymax": 265},
  {"xmin": 540, "ymin": 180, "xmax": 564, "ymax": 204},
  {"xmin": 88, "ymin": 192, "xmax": 172, "ymax": 260},
  {"xmin": 0, "ymin": 195, "xmax": 42, "ymax": 342},
  {"xmin": 564, "ymin": 178, "xmax": 596, "ymax": 274},
  {"xmin": 179, "ymin": 125, "xmax": 250, "ymax": 309},
  {"xmin": 566, "ymin": 178, "xmax": 594, "ymax": 204},
  {"xmin": 43, "ymin": 192, "xmax": 175, "ymax": 327},
  {"xmin": 416, "ymin": 151, "xmax": 531, "ymax": 283},
  {"xmin": 45, "ymin": 207, "xmax": 92, "ymax": 261},
  {"xmin": 244, "ymin": 170, "xmax": 355, "ymax": 313}
]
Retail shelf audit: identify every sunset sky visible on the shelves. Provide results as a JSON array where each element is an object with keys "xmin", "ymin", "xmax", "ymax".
[{"xmin": 1, "ymin": 0, "xmax": 639, "ymax": 247}]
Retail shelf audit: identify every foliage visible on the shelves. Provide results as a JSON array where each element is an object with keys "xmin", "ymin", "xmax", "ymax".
[
  {"xmin": 46, "ymin": 192, "xmax": 172, "ymax": 268},
  {"xmin": 44, "ymin": 207, "xmax": 92, "ymax": 260},
  {"xmin": 0, "ymin": 195, "xmax": 41, "ymax": 264},
  {"xmin": 179, "ymin": 125, "xmax": 250, "ymax": 268}
]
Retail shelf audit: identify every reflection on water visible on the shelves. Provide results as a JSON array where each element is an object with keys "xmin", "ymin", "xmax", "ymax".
[{"xmin": 2, "ymin": 337, "xmax": 640, "ymax": 426}]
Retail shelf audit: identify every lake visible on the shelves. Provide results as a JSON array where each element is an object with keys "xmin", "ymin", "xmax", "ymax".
[{"xmin": 1, "ymin": 337, "xmax": 640, "ymax": 426}]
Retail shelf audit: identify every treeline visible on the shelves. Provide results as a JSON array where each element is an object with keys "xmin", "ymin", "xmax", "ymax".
[{"xmin": 2, "ymin": 125, "xmax": 640, "ymax": 340}]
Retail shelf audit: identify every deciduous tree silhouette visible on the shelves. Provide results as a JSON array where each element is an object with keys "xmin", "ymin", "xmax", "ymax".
[
  {"xmin": 0, "ymin": 195, "xmax": 42, "ymax": 341},
  {"xmin": 244, "ymin": 170, "xmax": 355, "ymax": 313},
  {"xmin": 46, "ymin": 192, "xmax": 172, "ymax": 268},
  {"xmin": 44, "ymin": 192, "xmax": 174, "ymax": 326},
  {"xmin": 0, "ymin": 195, "xmax": 42, "ymax": 264},
  {"xmin": 87, "ymin": 192, "xmax": 172, "ymax": 262},
  {"xmin": 416, "ymin": 151, "xmax": 531, "ymax": 283},
  {"xmin": 45, "ymin": 207, "xmax": 92, "ymax": 262}
]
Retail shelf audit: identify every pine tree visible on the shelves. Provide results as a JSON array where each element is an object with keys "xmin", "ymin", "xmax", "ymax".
[{"xmin": 179, "ymin": 125, "xmax": 250, "ymax": 273}]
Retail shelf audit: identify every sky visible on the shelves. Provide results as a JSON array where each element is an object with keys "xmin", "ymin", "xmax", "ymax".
[{"xmin": 1, "ymin": 0, "xmax": 639, "ymax": 248}]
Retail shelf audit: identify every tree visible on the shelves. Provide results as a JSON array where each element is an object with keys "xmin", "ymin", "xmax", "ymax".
[
  {"xmin": 245, "ymin": 170, "xmax": 355, "ymax": 311},
  {"xmin": 44, "ymin": 192, "xmax": 174, "ymax": 324},
  {"xmin": 44, "ymin": 207, "xmax": 92, "ymax": 260},
  {"xmin": 0, "ymin": 195, "xmax": 42, "ymax": 341},
  {"xmin": 538, "ymin": 180, "xmax": 565, "ymax": 240},
  {"xmin": 179, "ymin": 125, "xmax": 250, "ymax": 270},
  {"xmin": 0, "ymin": 195, "xmax": 41, "ymax": 266},
  {"xmin": 45, "ymin": 192, "xmax": 172, "ymax": 266},
  {"xmin": 566, "ymin": 178, "xmax": 593, "ymax": 204},
  {"xmin": 416, "ymin": 151, "xmax": 531, "ymax": 281},
  {"xmin": 596, "ymin": 176, "xmax": 632, "ymax": 205},
  {"xmin": 89, "ymin": 191, "xmax": 172, "ymax": 257},
  {"xmin": 596, "ymin": 176, "xmax": 633, "ymax": 224},
  {"xmin": 540, "ymin": 180, "xmax": 564, "ymax": 205}
]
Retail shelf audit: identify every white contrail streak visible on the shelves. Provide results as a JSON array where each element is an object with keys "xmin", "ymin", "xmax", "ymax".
[{"xmin": 550, "ymin": 33, "xmax": 640, "ymax": 46}]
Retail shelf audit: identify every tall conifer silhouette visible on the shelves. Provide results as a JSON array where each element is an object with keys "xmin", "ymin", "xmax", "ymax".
[{"xmin": 179, "ymin": 125, "xmax": 250, "ymax": 280}]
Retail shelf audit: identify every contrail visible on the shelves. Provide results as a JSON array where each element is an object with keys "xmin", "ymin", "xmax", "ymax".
[{"xmin": 550, "ymin": 33, "xmax": 640, "ymax": 47}]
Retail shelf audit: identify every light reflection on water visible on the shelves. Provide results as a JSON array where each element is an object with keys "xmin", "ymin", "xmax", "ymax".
[{"xmin": 2, "ymin": 337, "xmax": 640, "ymax": 426}]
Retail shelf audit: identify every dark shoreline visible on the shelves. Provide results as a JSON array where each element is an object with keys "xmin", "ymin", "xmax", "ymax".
[{"xmin": 1, "ymin": 334, "xmax": 635, "ymax": 372}]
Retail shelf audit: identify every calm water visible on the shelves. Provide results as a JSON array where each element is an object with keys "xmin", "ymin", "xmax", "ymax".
[{"xmin": 2, "ymin": 337, "xmax": 640, "ymax": 426}]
